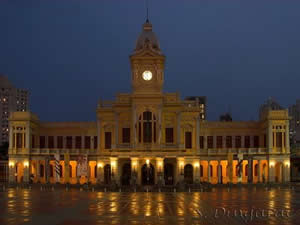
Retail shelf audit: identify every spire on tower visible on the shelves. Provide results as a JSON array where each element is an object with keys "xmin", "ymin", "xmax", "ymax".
[{"xmin": 146, "ymin": 0, "xmax": 149, "ymax": 22}]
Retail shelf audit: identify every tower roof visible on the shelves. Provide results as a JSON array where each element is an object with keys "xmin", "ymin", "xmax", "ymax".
[{"xmin": 135, "ymin": 20, "xmax": 161, "ymax": 51}]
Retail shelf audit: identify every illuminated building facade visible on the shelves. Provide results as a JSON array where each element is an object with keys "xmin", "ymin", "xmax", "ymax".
[{"xmin": 8, "ymin": 20, "xmax": 290, "ymax": 185}]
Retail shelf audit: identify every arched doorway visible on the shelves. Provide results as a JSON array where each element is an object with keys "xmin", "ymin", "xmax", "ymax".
[
  {"xmin": 262, "ymin": 164, "xmax": 267, "ymax": 183},
  {"xmin": 275, "ymin": 162, "xmax": 283, "ymax": 183},
  {"xmin": 141, "ymin": 163, "xmax": 155, "ymax": 185},
  {"xmin": 121, "ymin": 163, "xmax": 131, "ymax": 185},
  {"xmin": 184, "ymin": 164, "xmax": 193, "ymax": 184},
  {"xmin": 104, "ymin": 164, "xmax": 111, "ymax": 184},
  {"xmin": 164, "ymin": 163, "xmax": 174, "ymax": 185}
]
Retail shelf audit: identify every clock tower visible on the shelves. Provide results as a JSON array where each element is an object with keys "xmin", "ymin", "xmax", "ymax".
[{"xmin": 130, "ymin": 20, "xmax": 165, "ymax": 94}]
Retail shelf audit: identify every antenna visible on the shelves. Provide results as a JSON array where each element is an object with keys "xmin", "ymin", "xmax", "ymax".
[{"xmin": 146, "ymin": 0, "xmax": 149, "ymax": 22}]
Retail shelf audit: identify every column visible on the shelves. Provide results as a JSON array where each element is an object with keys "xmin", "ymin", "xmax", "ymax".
[
  {"xmin": 257, "ymin": 160, "xmax": 261, "ymax": 183},
  {"xmin": 64, "ymin": 154, "xmax": 70, "ymax": 184},
  {"xmin": 8, "ymin": 162, "xmax": 15, "ymax": 183},
  {"xmin": 114, "ymin": 113, "xmax": 119, "ymax": 148},
  {"xmin": 269, "ymin": 160, "xmax": 275, "ymax": 183},
  {"xmin": 285, "ymin": 121, "xmax": 290, "ymax": 153},
  {"xmin": 177, "ymin": 112, "xmax": 181, "ymax": 146},
  {"xmin": 9, "ymin": 124, "xmax": 13, "ymax": 149},
  {"xmin": 156, "ymin": 157, "xmax": 164, "ymax": 185},
  {"xmin": 284, "ymin": 161, "xmax": 290, "ymax": 182},
  {"xmin": 36, "ymin": 160, "xmax": 40, "ymax": 182},
  {"xmin": 23, "ymin": 160, "xmax": 30, "ymax": 183},
  {"xmin": 177, "ymin": 158, "xmax": 184, "ymax": 183},
  {"xmin": 196, "ymin": 116, "xmax": 200, "ymax": 151},
  {"xmin": 14, "ymin": 131, "xmax": 17, "ymax": 150},
  {"xmin": 22, "ymin": 130, "xmax": 25, "ymax": 149},
  {"xmin": 274, "ymin": 132, "xmax": 277, "ymax": 152},
  {"xmin": 207, "ymin": 160, "xmax": 211, "ymax": 183},
  {"xmin": 194, "ymin": 160, "xmax": 200, "ymax": 183},
  {"xmin": 97, "ymin": 119, "xmax": 101, "ymax": 151},
  {"xmin": 247, "ymin": 158, "xmax": 252, "ymax": 183},
  {"xmin": 96, "ymin": 161, "xmax": 103, "ymax": 183},
  {"xmin": 268, "ymin": 121, "xmax": 273, "ymax": 153},
  {"xmin": 218, "ymin": 161, "xmax": 222, "ymax": 184}
]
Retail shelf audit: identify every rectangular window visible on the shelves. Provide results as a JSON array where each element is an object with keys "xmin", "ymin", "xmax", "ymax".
[
  {"xmin": 105, "ymin": 132, "xmax": 111, "ymax": 149},
  {"xmin": 40, "ymin": 136, "xmax": 46, "ymax": 149},
  {"xmin": 75, "ymin": 136, "xmax": 82, "ymax": 149},
  {"xmin": 84, "ymin": 136, "xmax": 91, "ymax": 149},
  {"xmin": 217, "ymin": 136, "xmax": 222, "ymax": 148},
  {"xmin": 66, "ymin": 136, "xmax": 72, "ymax": 149},
  {"xmin": 199, "ymin": 136, "xmax": 204, "ymax": 149},
  {"xmin": 226, "ymin": 136, "xmax": 232, "ymax": 148},
  {"xmin": 165, "ymin": 128, "xmax": 174, "ymax": 143},
  {"xmin": 57, "ymin": 136, "xmax": 63, "ymax": 148},
  {"xmin": 245, "ymin": 136, "xmax": 250, "ymax": 148},
  {"xmin": 48, "ymin": 136, "xmax": 54, "ymax": 149},
  {"xmin": 122, "ymin": 128, "xmax": 130, "ymax": 143},
  {"xmin": 254, "ymin": 136, "xmax": 259, "ymax": 148},
  {"xmin": 276, "ymin": 133, "xmax": 282, "ymax": 148},
  {"xmin": 207, "ymin": 136, "xmax": 213, "ymax": 149},
  {"xmin": 185, "ymin": 132, "xmax": 192, "ymax": 149},
  {"xmin": 235, "ymin": 136, "xmax": 241, "ymax": 148},
  {"xmin": 32, "ymin": 135, "xmax": 35, "ymax": 148},
  {"xmin": 93, "ymin": 136, "xmax": 97, "ymax": 149}
]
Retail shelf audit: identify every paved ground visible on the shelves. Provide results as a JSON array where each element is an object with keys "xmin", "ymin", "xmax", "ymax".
[{"xmin": 1, "ymin": 186, "xmax": 300, "ymax": 225}]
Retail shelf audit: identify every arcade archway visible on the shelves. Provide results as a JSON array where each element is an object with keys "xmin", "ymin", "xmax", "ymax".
[{"xmin": 141, "ymin": 163, "xmax": 155, "ymax": 185}]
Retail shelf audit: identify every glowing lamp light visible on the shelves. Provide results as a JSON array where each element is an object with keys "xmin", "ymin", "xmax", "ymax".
[
  {"xmin": 23, "ymin": 161, "xmax": 29, "ymax": 168},
  {"xmin": 111, "ymin": 161, "xmax": 116, "ymax": 168},
  {"xmin": 285, "ymin": 161, "xmax": 290, "ymax": 167},
  {"xmin": 194, "ymin": 162, "xmax": 200, "ymax": 168},
  {"xmin": 9, "ymin": 161, "xmax": 15, "ymax": 167},
  {"xmin": 97, "ymin": 162, "xmax": 103, "ymax": 168},
  {"xmin": 146, "ymin": 159, "xmax": 150, "ymax": 165},
  {"xmin": 269, "ymin": 161, "xmax": 275, "ymax": 167}
]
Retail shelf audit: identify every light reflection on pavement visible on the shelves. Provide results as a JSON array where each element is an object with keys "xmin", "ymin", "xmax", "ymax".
[{"xmin": 1, "ymin": 187, "xmax": 300, "ymax": 225}]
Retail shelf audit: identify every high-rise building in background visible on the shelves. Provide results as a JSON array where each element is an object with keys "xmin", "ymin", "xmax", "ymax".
[
  {"xmin": 288, "ymin": 99, "xmax": 300, "ymax": 146},
  {"xmin": 0, "ymin": 75, "xmax": 29, "ymax": 146}
]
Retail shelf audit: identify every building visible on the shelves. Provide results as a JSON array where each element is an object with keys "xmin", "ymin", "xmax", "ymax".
[
  {"xmin": 7, "ymin": 19, "xmax": 291, "ymax": 185},
  {"xmin": 288, "ymin": 99, "xmax": 300, "ymax": 145},
  {"xmin": 0, "ymin": 75, "xmax": 29, "ymax": 146}
]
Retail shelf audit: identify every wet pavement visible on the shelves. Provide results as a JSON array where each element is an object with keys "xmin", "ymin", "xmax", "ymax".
[{"xmin": 1, "ymin": 186, "xmax": 300, "ymax": 225}]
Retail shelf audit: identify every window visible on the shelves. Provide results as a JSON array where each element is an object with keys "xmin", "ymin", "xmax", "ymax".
[
  {"xmin": 40, "ymin": 164, "xmax": 44, "ymax": 178},
  {"xmin": 57, "ymin": 136, "xmax": 63, "ymax": 148},
  {"xmin": 48, "ymin": 136, "xmax": 54, "ymax": 149},
  {"xmin": 122, "ymin": 128, "xmax": 130, "ymax": 143},
  {"xmin": 105, "ymin": 132, "xmax": 111, "ymax": 149},
  {"xmin": 207, "ymin": 136, "xmax": 213, "ymax": 149},
  {"xmin": 165, "ymin": 128, "xmax": 174, "ymax": 143},
  {"xmin": 217, "ymin": 136, "xmax": 222, "ymax": 148},
  {"xmin": 276, "ymin": 133, "xmax": 282, "ymax": 147},
  {"xmin": 66, "ymin": 136, "xmax": 72, "ymax": 149},
  {"xmin": 32, "ymin": 135, "xmax": 35, "ymax": 148},
  {"xmin": 75, "ymin": 136, "xmax": 82, "ymax": 149},
  {"xmin": 94, "ymin": 136, "xmax": 97, "ymax": 149},
  {"xmin": 84, "ymin": 136, "xmax": 91, "ymax": 149},
  {"xmin": 245, "ymin": 136, "xmax": 250, "ymax": 148},
  {"xmin": 50, "ymin": 165, "xmax": 54, "ymax": 177},
  {"xmin": 138, "ymin": 111, "xmax": 156, "ymax": 143},
  {"xmin": 226, "ymin": 136, "xmax": 232, "ymax": 148},
  {"xmin": 40, "ymin": 136, "xmax": 46, "ymax": 149},
  {"xmin": 199, "ymin": 136, "xmax": 204, "ymax": 149},
  {"xmin": 264, "ymin": 134, "xmax": 266, "ymax": 148},
  {"xmin": 235, "ymin": 136, "xmax": 241, "ymax": 148},
  {"xmin": 185, "ymin": 132, "xmax": 192, "ymax": 149},
  {"xmin": 254, "ymin": 136, "xmax": 259, "ymax": 148}
]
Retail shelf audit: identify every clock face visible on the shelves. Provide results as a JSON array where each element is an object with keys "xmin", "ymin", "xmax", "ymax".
[{"xmin": 142, "ymin": 70, "xmax": 152, "ymax": 81}]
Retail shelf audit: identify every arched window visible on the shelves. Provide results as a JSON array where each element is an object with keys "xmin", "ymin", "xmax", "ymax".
[
  {"xmin": 69, "ymin": 165, "xmax": 72, "ymax": 178},
  {"xmin": 138, "ymin": 111, "xmax": 157, "ymax": 143},
  {"xmin": 50, "ymin": 165, "xmax": 54, "ymax": 177},
  {"xmin": 40, "ymin": 164, "xmax": 44, "ymax": 178},
  {"xmin": 254, "ymin": 164, "xmax": 258, "ymax": 176},
  {"xmin": 59, "ymin": 165, "xmax": 63, "ymax": 178},
  {"xmin": 200, "ymin": 165, "xmax": 203, "ymax": 177}
]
